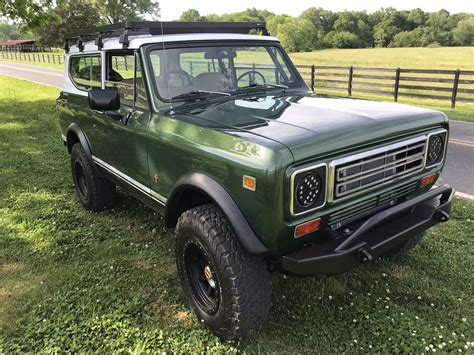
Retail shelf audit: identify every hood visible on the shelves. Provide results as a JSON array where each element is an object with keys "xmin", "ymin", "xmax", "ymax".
[{"xmin": 172, "ymin": 93, "xmax": 447, "ymax": 162}]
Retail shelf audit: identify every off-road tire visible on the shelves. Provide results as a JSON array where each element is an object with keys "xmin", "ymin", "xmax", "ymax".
[
  {"xmin": 384, "ymin": 233, "xmax": 425, "ymax": 261},
  {"xmin": 175, "ymin": 204, "xmax": 272, "ymax": 340},
  {"xmin": 70, "ymin": 143, "xmax": 116, "ymax": 212}
]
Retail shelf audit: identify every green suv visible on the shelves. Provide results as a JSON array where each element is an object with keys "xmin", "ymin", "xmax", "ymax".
[{"xmin": 57, "ymin": 22, "xmax": 454, "ymax": 339}]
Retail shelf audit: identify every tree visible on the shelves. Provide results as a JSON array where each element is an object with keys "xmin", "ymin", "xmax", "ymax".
[
  {"xmin": 389, "ymin": 28, "xmax": 424, "ymax": 47},
  {"xmin": 422, "ymin": 9, "xmax": 453, "ymax": 46},
  {"xmin": 452, "ymin": 16, "xmax": 474, "ymax": 45},
  {"xmin": 0, "ymin": 22, "xmax": 31, "ymax": 41},
  {"xmin": 325, "ymin": 30, "xmax": 362, "ymax": 48},
  {"xmin": 269, "ymin": 17, "xmax": 315, "ymax": 52},
  {"xmin": 0, "ymin": 0, "xmax": 53, "ymax": 29},
  {"xmin": 32, "ymin": 1, "xmax": 103, "ymax": 47},
  {"xmin": 179, "ymin": 9, "xmax": 204, "ymax": 22},
  {"xmin": 92, "ymin": 0, "xmax": 160, "ymax": 24}
]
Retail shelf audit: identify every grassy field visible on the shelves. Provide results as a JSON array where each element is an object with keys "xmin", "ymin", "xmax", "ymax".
[
  {"xmin": 290, "ymin": 47, "xmax": 474, "ymax": 69},
  {"xmin": 0, "ymin": 75, "xmax": 473, "ymax": 352}
]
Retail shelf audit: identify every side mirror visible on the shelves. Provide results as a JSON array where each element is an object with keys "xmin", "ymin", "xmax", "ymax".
[{"xmin": 88, "ymin": 89, "xmax": 120, "ymax": 111}]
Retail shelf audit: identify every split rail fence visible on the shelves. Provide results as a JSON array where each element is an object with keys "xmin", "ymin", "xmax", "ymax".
[{"xmin": 297, "ymin": 65, "xmax": 474, "ymax": 108}]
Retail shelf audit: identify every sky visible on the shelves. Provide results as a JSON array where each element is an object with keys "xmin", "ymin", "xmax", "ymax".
[{"xmin": 160, "ymin": 0, "xmax": 474, "ymax": 20}]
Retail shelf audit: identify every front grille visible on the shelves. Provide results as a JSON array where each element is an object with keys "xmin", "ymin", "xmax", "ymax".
[
  {"xmin": 333, "ymin": 136, "xmax": 426, "ymax": 200},
  {"xmin": 329, "ymin": 181, "xmax": 418, "ymax": 227}
]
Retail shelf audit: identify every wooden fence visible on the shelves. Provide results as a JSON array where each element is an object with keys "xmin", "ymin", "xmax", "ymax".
[
  {"xmin": 1, "ymin": 51, "xmax": 63, "ymax": 65},
  {"xmin": 1, "ymin": 51, "xmax": 473, "ymax": 108},
  {"xmin": 296, "ymin": 65, "xmax": 474, "ymax": 108}
]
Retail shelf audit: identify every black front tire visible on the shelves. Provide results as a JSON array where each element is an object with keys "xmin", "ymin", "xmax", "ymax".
[
  {"xmin": 70, "ymin": 143, "xmax": 116, "ymax": 212},
  {"xmin": 175, "ymin": 204, "xmax": 272, "ymax": 340}
]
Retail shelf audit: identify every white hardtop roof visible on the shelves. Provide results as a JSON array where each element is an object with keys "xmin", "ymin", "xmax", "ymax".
[{"xmin": 68, "ymin": 33, "xmax": 279, "ymax": 53}]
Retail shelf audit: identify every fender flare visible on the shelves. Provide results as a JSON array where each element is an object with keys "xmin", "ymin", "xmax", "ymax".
[
  {"xmin": 66, "ymin": 123, "xmax": 101, "ymax": 175},
  {"xmin": 164, "ymin": 172, "xmax": 270, "ymax": 256}
]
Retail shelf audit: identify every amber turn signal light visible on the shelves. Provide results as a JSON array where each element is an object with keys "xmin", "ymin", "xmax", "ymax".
[
  {"xmin": 243, "ymin": 175, "xmax": 256, "ymax": 191},
  {"xmin": 420, "ymin": 172, "xmax": 439, "ymax": 188},
  {"xmin": 294, "ymin": 218, "xmax": 321, "ymax": 238}
]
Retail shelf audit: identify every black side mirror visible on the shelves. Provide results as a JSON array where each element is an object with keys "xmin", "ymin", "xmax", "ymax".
[{"xmin": 88, "ymin": 89, "xmax": 120, "ymax": 111}]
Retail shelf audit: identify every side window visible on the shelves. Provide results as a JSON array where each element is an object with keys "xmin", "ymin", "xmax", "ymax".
[
  {"xmin": 69, "ymin": 55, "xmax": 101, "ymax": 90},
  {"xmin": 105, "ymin": 52, "xmax": 135, "ymax": 106}
]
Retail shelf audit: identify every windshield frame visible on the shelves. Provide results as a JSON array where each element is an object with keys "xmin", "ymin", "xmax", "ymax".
[{"xmin": 143, "ymin": 40, "xmax": 307, "ymax": 106}]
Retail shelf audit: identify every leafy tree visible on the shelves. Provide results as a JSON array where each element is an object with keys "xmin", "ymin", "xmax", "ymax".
[
  {"xmin": 372, "ymin": 7, "xmax": 410, "ymax": 47},
  {"xmin": 332, "ymin": 11, "xmax": 373, "ymax": 47},
  {"xmin": 0, "ymin": 0, "xmax": 53, "ymax": 29},
  {"xmin": 325, "ymin": 30, "xmax": 362, "ymax": 48},
  {"xmin": 0, "ymin": 22, "xmax": 31, "ymax": 41},
  {"xmin": 422, "ymin": 9, "xmax": 453, "ymax": 46},
  {"xmin": 452, "ymin": 16, "xmax": 474, "ymax": 45},
  {"xmin": 32, "ymin": 1, "xmax": 103, "ymax": 47},
  {"xmin": 179, "ymin": 9, "xmax": 205, "ymax": 22},
  {"xmin": 268, "ymin": 16, "xmax": 315, "ymax": 52},
  {"xmin": 389, "ymin": 28, "xmax": 424, "ymax": 47},
  {"xmin": 92, "ymin": 0, "xmax": 160, "ymax": 24}
]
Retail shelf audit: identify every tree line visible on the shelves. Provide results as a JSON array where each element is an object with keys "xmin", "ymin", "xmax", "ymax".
[
  {"xmin": 0, "ymin": 2, "xmax": 472, "ymax": 52},
  {"xmin": 179, "ymin": 7, "xmax": 474, "ymax": 52}
]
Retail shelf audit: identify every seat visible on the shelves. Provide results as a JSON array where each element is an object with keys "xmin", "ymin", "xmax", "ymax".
[
  {"xmin": 194, "ymin": 72, "xmax": 231, "ymax": 92},
  {"xmin": 156, "ymin": 70, "xmax": 194, "ymax": 98}
]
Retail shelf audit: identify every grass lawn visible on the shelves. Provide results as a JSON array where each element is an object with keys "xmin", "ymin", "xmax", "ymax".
[{"xmin": 0, "ymin": 75, "xmax": 473, "ymax": 352}]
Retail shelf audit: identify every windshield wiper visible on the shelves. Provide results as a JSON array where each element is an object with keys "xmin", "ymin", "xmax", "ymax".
[
  {"xmin": 236, "ymin": 83, "xmax": 288, "ymax": 92},
  {"xmin": 171, "ymin": 90, "xmax": 231, "ymax": 101}
]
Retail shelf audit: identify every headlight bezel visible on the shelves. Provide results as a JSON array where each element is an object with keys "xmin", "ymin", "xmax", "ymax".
[
  {"xmin": 425, "ymin": 130, "xmax": 448, "ymax": 168},
  {"xmin": 290, "ymin": 163, "xmax": 327, "ymax": 216}
]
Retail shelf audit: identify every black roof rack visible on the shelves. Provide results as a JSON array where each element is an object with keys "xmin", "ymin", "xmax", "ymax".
[{"xmin": 64, "ymin": 21, "xmax": 269, "ymax": 52}]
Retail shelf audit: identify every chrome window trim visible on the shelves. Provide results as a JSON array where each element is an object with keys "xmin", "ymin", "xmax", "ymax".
[
  {"xmin": 424, "ymin": 129, "xmax": 448, "ymax": 169},
  {"xmin": 290, "ymin": 162, "xmax": 328, "ymax": 216},
  {"xmin": 327, "ymin": 135, "xmax": 427, "ymax": 203},
  {"xmin": 92, "ymin": 155, "xmax": 167, "ymax": 206}
]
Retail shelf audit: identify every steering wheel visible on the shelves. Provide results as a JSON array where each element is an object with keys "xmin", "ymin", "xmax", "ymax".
[{"xmin": 237, "ymin": 70, "xmax": 266, "ymax": 86}]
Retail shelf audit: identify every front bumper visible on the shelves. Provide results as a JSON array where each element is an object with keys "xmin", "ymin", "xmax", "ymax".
[{"xmin": 279, "ymin": 185, "xmax": 455, "ymax": 276}]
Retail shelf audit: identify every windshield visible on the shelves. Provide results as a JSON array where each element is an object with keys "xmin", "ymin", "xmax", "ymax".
[{"xmin": 148, "ymin": 44, "xmax": 304, "ymax": 101}]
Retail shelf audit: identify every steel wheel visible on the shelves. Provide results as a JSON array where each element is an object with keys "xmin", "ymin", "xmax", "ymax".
[
  {"xmin": 184, "ymin": 242, "xmax": 220, "ymax": 315},
  {"xmin": 74, "ymin": 161, "xmax": 88, "ymax": 199}
]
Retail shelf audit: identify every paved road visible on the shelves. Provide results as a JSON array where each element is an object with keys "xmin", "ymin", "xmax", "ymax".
[
  {"xmin": 0, "ymin": 61, "xmax": 63, "ymax": 87},
  {"xmin": 1, "ymin": 61, "xmax": 472, "ymax": 196}
]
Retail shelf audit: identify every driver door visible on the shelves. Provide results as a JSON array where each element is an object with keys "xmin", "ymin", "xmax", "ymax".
[{"xmin": 88, "ymin": 51, "xmax": 151, "ymax": 189}]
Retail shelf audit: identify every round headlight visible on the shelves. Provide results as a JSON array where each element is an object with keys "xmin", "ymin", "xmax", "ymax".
[
  {"xmin": 428, "ymin": 135, "xmax": 443, "ymax": 163},
  {"xmin": 296, "ymin": 173, "xmax": 322, "ymax": 207}
]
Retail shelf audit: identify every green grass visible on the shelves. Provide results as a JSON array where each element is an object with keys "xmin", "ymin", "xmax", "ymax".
[
  {"xmin": 1, "ymin": 75, "xmax": 473, "ymax": 353},
  {"xmin": 290, "ymin": 47, "xmax": 474, "ymax": 70}
]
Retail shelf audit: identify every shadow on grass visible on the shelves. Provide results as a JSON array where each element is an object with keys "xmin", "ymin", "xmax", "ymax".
[{"xmin": 1, "ymin": 90, "xmax": 472, "ymax": 352}]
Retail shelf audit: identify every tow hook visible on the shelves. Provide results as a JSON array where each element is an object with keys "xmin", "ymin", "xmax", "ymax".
[
  {"xmin": 436, "ymin": 210, "xmax": 450, "ymax": 223},
  {"xmin": 359, "ymin": 248, "xmax": 373, "ymax": 263}
]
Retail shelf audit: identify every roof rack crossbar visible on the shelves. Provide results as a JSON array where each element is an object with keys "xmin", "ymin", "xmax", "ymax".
[{"xmin": 64, "ymin": 21, "xmax": 269, "ymax": 52}]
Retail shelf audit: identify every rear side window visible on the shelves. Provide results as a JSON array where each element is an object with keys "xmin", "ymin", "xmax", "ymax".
[{"xmin": 69, "ymin": 55, "xmax": 101, "ymax": 90}]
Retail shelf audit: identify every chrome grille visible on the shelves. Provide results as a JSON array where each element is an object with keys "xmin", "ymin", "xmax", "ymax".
[
  {"xmin": 329, "ymin": 181, "xmax": 418, "ymax": 227},
  {"xmin": 332, "ymin": 136, "xmax": 426, "ymax": 200}
]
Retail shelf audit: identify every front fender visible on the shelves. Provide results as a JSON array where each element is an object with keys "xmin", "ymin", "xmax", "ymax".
[{"xmin": 164, "ymin": 172, "xmax": 270, "ymax": 256}]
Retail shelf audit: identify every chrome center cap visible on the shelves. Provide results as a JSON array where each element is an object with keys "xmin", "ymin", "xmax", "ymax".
[{"xmin": 204, "ymin": 265, "xmax": 216, "ymax": 289}]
